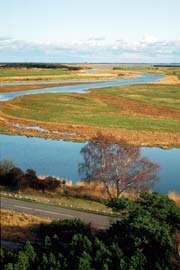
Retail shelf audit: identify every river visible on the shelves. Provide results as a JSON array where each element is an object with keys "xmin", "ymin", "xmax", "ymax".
[
  {"xmin": 0, "ymin": 73, "xmax": 179, "ymax": 194},
  {"xmin": 0, "ymin": 134, "xmax": 179, "ymax": 194},
  {"xmin": 0, "ymin": 74, "xmax": 162, "ymax": 101}
]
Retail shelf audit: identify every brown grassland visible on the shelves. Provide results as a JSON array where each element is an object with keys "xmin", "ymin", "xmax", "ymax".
[
  {"xmin": 151, "ymin": 75, "xmax": 180, "ymax": 85},
  {"xmin": 168, "ymin": 192, "xmax": 180, "ymax": 207},
  {"xmin": 0, "ymin": 209, "xmax": 50, "ymax": 242}
]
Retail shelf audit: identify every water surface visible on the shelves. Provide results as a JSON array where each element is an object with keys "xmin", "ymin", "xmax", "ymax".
[
  {"xmin": 0, "ymin": 134, "xmax": 179, "ymax": 194},
  {"xmin": 0, "ymin": 74, "xmax": 163, "ymax": 101},
  {"xmin": 1, "ymin": 73, "xmax": 178, "ymax": 194}
]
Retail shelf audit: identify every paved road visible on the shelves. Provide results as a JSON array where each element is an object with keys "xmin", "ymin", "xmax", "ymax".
[
  {"xmin": 1, "ymin": 197, "xmax": 119, "ymax": 229},
  {"xmin": 1, "ymin": 240, "xmax": 23, "ymax": 250}
]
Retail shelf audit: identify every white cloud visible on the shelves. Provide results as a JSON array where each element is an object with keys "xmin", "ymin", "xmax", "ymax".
[
  {"xmin": 88, "ymin": 37, "xmax": 106, "ymax": 41},
  {"xmin": 142, "ymin": 35, "xmax": 158, "ymax": 44},
  {"xmin": 0, "ymin": 36, "xmax": 180, "ymax": 62}
]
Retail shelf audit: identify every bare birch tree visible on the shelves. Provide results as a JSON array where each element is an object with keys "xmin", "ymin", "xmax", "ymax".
[{"xmin": 79, "ymin": 139, "xmax": 159, "ymax": 199}]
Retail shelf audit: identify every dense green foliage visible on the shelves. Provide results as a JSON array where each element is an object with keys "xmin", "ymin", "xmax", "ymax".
[
  {"xmin": 1, "ymin": 193, "xmax": 180, "ymax": 269},
  {"xmin": 107, "ymin": 192, "xmax": 180, "ymax": 230}
]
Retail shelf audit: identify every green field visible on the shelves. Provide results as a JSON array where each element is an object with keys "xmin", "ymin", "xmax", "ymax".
[
  {"xmin": 1, "ymin": 84, "xmax": 180, "ymax": 133},
  {"xmin": 0, "ymin": 68, "xmax": 71, "ymax": 77},
  {"xmin": 114, "ymin": 65, "xmax": 180, "ymax": 76},
  {"xmin": 99, "ymin": 84, "xmax": 180, "ymax": 110},
  {"xmin": 114, "ymin": 65, "xmax": 164, "ymax": 74},
  {"xmin": 0, "ymin": 69, "xmax": 114, "ymax": 81}
]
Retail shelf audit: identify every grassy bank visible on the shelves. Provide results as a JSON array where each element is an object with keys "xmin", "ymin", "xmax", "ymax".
[
  {"xmin": 1, "ymin": 84, "xmax": 180, "ymax": 133},
  {"xmin": 0, "ymin": 81, "xmax": 103, "ymax": 93},
  {"xmin": 0, "ymin": 189, "xmax": 112, "ymax": 214}
]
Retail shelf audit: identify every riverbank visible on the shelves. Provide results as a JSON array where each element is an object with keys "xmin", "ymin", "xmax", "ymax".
[
  {"xmin": 0, "ymin": 82, "xmax": 179, "ymax": 147},
  {"xmin": 0, "ymin": 81, "xmax": 104, "ymax": 93},
  {"xmin": 150, "ymin": 75, "xmax": 180, "ymax": 85},
  {"xmin": 0, "ymin": 117, "xmax": 180, "ymax": 147}
]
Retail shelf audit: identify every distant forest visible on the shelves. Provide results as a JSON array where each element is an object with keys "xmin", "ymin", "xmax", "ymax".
[
  {"xmin": 0, "ymin": 63, "xmax": 82, "ymax": 70},
  {"xmin": 153, "ymin": 64, "xmax": 180, "ymax": 68}
]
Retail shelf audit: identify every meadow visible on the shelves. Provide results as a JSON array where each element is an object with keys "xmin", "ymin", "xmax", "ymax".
[
  {"xmin": 1, "ymin": 84, "xmax": 180, "ymax": 134},
  {"xmin": 0, "ymin": 65, "xmax": 180, "ymax": 146},
  {"xmin": 0, "ymin": 65, "xmax": 125, "ymax": 81},
  {"xmin": 114, "ymin": 64, "xmax": 180, "ymax": 75},
  {"xmin": 0, "ymin": 68, "xmax": 71, "ymax": 77}
]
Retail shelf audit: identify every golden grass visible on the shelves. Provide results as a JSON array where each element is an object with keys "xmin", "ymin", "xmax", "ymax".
[
  {"xmin": 168, "ymin": 192, "xmax": 180, "ymax": 207},
  {"xmin": 63, "ymin": 181, "xmax": 138, "ymax": 201},
  {"xmin": 152, "ymin": 75, "xmax": 180, "ymax": 85},
  {"xmin": 0, "ymin": 209, "xmax": 50, "ymax": 242}
]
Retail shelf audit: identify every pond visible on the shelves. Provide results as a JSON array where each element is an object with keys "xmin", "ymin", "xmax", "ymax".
[{"xmin": 0, "ymin": 134, "xmax": 179, "ymax": 194}]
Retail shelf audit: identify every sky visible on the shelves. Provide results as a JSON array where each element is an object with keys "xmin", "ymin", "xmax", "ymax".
[{"xmin": 0, "ymin": 0, "xmax": 180, "ymax": 63}]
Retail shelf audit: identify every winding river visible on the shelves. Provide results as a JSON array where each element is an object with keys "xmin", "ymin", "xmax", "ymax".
[
  {"xmin": 0, "ymin": 73, "xmax": 179, "ymax": 194},
  {"xmin": 0, "ymin": 74, "xmax": 162, "ymax": 101}
]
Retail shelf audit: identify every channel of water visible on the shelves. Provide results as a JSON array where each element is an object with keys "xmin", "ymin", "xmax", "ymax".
[{"xmin": 0, "ymin": 73, "xmax": 179, "ymax": 194}]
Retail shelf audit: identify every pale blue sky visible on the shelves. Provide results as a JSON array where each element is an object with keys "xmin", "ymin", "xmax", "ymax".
[{"xmin": 0, "ymin": 0, "xmax": 180, "ymax": 62}]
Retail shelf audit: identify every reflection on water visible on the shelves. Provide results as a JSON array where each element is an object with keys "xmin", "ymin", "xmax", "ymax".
[{"xmin": 0, "ymin": 134, "xmax": 179, "ymax": 194}]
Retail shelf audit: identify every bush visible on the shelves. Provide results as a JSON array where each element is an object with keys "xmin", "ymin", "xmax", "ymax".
[
  {"xmin": 136, "ymin": 192, "xmax": 180, "ymax": 230},
  {"xmin": 106, "ymin": 192, "xmax": 180, "ymax": 231},
  {"xmin": 1, "ymin": 193, "xmax": 180, "ymax": 269},
  {"xmin": 0, "ymin": 165, "xmax": 61, "ymax": 193},
  {"xmin": 106, "ymin": 197, "xmax": 135, "ymax": 211}
]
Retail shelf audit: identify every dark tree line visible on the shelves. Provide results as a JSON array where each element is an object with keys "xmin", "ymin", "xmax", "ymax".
[
  {"xmin": 1, "ymin": 192, "xmax": 180, "ymax": 270},
  {"xmin": 0, "ymin": 160, "xmax": 61, "ymax": 193},
  {"xmin": 0, "ymin": 63, "xmax": 81, "ymax": 70}
]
